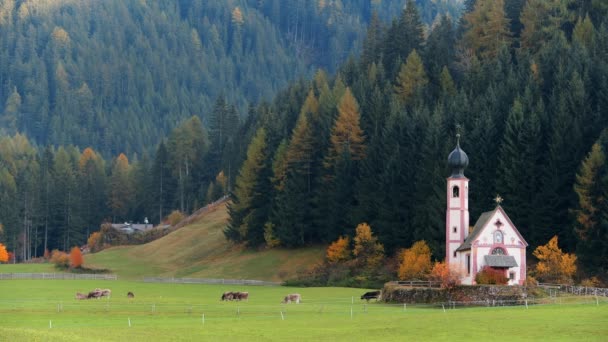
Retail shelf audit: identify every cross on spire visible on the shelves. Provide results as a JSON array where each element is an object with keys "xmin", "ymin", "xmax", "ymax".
[{"xmin": 494, "ymin": 194, "xmax": 503, "ymax": 205}]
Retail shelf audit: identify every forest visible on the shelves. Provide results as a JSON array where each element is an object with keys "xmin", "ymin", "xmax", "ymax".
[{"xmin": 0, "ymin": 0, "xmax": 607, "ymax": 280}]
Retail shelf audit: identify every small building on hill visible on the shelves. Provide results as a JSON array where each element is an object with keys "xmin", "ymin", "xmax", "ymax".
[{"xmin": 445, "ymin": 135, "xmax": 527, "ymax": 285}]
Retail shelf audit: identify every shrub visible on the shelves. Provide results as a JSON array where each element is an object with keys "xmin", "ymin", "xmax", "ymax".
[
  {"xmin": 70, "ymin": 246, "xmax": 83, "ymax": 268},
  {"xmin": 50, "ymin": 250, "xmax": 69, "ymax": 269},
  {"xmin": 430, "ymin": 262, "xmax": 461, "ymax": 289},
  {"xmin": 0, "ymin": 243, "xmax": 8, "ymax": 263},
  {"xmin": 87, "ymin": 231, "xmax": 103, "ymax": 253},
  {"xmin": 580, "ymin": 277, "xmax": 601, "ymax": 287},
  {"xmin": 475, "ymin": 266, "xmax": 508, "ymax": 285},
  {"xmin": 168, "ymin": 210, "xmax": 185, "ymax": 226}
]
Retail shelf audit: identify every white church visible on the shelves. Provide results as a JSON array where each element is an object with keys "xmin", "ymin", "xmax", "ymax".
[{"xmin": 445, "ymin": 135, "xmax": 527, "ymax": 285}]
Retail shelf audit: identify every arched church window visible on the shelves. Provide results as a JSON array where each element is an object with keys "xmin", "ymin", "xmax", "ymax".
[
  {"xmin": 491, "ymin": 247, "xmax": 505, "ymax": 255},
  {"xmin": 452, "ymin": 186, "xmax": 460, "ymax": 198},
  {"xmin": 494, "ymin": 231, "xmax": 503, "ymax": 244}
]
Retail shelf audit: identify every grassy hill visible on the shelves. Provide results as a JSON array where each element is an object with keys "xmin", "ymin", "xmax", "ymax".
[{"xmin": 84, "ymin": 203, "xmax": 324, "ymax": 281}]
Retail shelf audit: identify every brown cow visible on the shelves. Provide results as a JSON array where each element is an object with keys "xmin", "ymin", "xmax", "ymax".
[
  {"xmin": 221, "ymin": 291, "xmax": 234, "ymax": 301},
  {"xmin": 75, "ymin": 292, "xmax": 88, "ymax": 300},
  {"xmin": 281, "ymin": 293, "xmax": 301, "ymax": 304},
  {"xmin": 127, "ymin": 291, "xmax": 135, "ymax": 298},
  {"xmin": 234, "ymin": 291, "xmax": 249, "ymax": 301}
]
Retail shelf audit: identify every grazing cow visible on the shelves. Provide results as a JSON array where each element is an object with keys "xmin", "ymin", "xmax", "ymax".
[
  {"xmin": 234, "ymin": 291, "xmax": 249, "ymax": 301},
  {"xmin": 127, "ymin": 291, "xmax": 135, "ymax": 298},
  {"xmin": 88, "ymin": 289, "xmax": 103, "ymax": 299},
  {"xmin": 75, "ymin": 292, "xmax": 88, "ymax": 300},
  {"xmin": 281, "ymin": 293, "xmax": 301, "ymax": 304},
  {"xmin": 221, "ymin": 291, "xmax": 234, "ymax": 301},
  {"xmin": 360, "ymin": 290, "xmax": 381, "ymax": 302},
  {"xmin": 100, "ymin": 289, "xmax": 112, "ymax": 298}
]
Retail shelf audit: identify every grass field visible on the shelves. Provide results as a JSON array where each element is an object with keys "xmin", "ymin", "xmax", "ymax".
[
  {"xmin": 0, "ymin": 278, "xmax": 606, "ymax": 341},
  {"xmin": 84, "ymin": 204, "xmax": 325, "ymax": 281}
]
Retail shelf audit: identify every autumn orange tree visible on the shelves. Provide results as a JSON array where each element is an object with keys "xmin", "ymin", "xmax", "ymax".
[
  {"xmin": 326, "ymin": 236, "xmax": 351, "ymax": 263},
  {"xmin": 398, "ymin": 240, "xmax": 432, "ymax": 280},
  {"xmin": 430, "ymin": 261, "xmax": 461, "ymax": 289},
  {"xmin": 0, "ymin": 243, "xmax": 8, "ymax": 263},
  {"xmin": 87, "ymin": 231, "xmax": 103, "ymax": 253},
  {"xmin": 70, "ymin": 246, "xmax": 83, "ymax": 268},
  {"xmin": 533, "ymin": 236, "xmax": 577, "ymax": 284}
]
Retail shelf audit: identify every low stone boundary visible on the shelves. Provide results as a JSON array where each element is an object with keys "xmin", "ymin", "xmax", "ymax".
[
  {"xmin": 143, "ymin": 277, "xmax": 282, "ymax": 286},
  {"xmin": 382, "ymin": 283, "xmax": 532, "ymax": 304},
  {"xmin": 0, "ymin": 273, "xmax": 117, "ymax": 280}
]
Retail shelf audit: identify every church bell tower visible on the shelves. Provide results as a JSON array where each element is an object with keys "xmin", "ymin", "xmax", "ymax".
[{"xmin": 446, "ymin": 134, "xmax": 469, "ymax": 265}]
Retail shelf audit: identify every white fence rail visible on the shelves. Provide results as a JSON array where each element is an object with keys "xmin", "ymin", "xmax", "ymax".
[
  {"xmin": 0, "ymin": 273, "xmax": 117, "ymax": 280},
  {"xmin": 538, "ymin": 283, "xmax": 608, "ymax": 297},
  {"xmin": 143, "ymin": 277, "xmax": 281, "ymax": 286}
]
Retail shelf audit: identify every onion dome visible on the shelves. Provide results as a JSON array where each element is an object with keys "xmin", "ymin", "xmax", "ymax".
[{"xmin": 448, "ymin": 134, "xmax": 468, "ymax": 178}]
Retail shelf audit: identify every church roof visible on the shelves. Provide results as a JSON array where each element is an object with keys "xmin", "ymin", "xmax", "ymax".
[
  {"xmin": 455, "ymin": 205, "xmax": 528, "ymax": 252},
  {"xmin": 447, "ymin": 135, "xmax": 469, "ymax": 178},
  {"xmin": 484, "ymin": 255, "xmax": 518, "ymax": 268}
]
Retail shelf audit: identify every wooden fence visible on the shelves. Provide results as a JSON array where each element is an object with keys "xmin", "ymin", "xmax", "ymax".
[
  {"xmin": 0, "ymin": 273, "xmax": 117, "ymax": 280},
  {"xmin": 143, "ymin": 277, "xmax": 282, "ymax": 286},
  {"xmin": 386, "ymin": 280, "xmax": 442, "ymax": 288},
  {"xmin": 538, "ymin": 283, "xmax": 608, "ymax": 297}
]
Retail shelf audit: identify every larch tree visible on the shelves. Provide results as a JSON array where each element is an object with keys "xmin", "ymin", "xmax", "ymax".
[
  {"xmin": 225, "ymin": 128, "xmax": 269, "ymax": 245},
  {"xmin": 398, "ymin": 240, "xmax": 432, "ymax": 280},
  {"xmin": 462, "ymin": 0, "xmax": 512, "ymax": 60},
  {"xmin": 326, "ymin": 88, "xmax": 366, "ymax": 164},
  {"xmin": 394, "ymin": 50, "xmax": 428, "ymax": 106},
  {"xmin": 533, "ymin": 236, "xmax": 577, "ymax": 284},
  {"xmin": 326, "ymin": 236, "xmax": 351, "ymax": 263},
  {"xmin": 573, "ymin": 141, "xmax": 608, "ymax": 273},
  {"xmin": 353, "ymin": 223, "xmax": 385, "ymax": 270},
  {"xmin": 108, "ymin": 153, "xmax": 132, "ymax": 222}
]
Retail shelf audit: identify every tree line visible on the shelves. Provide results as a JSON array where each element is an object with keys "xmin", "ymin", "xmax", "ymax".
[
  {"xmin": 0, "ymin": 0, "xmax": 456, "ymax": 157},
  {"xmin": 0, "ymin": 95, "xmax": 243, "ymax": 261},
  {"xmin": 227, "ymin": 0, "xmax": 608, "ymax": 279}
]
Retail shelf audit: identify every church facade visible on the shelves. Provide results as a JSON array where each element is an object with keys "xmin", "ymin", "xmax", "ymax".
[{"xmin": 445, "ymin": 136, "xmax": 527, "ymax": 285}]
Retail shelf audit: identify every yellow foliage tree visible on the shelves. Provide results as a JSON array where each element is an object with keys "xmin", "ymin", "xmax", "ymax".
[
  {"xmin": 353, "ymin": 223, "xmax": 384, "ymax": 269},
  {"xmin": 0, "ymin": 243, "xmax": 8, "ymax": 263},
  {"xmin": 394, "ymin": 49, "xmax": 428, "ymax": 105},
  {"xmin": 232, "ymin": 7, "xmax": 244, "ymax": 26},
  {"xmin": 326, "ymin": 236, "xmax": 351, "ymax": 263},
  {"xmin": 326, "ymin": 88, "xmax": 366, "ymax": 164},
  {"xmin": 87, "ymin": 231, "xmax": 103, "ymax": 253},
  {"xmin": 398, "ymin": 240, "xmax": 432, "ymax": 280},
  {"xmin": 533, "ymin": 236, "xmax": 577, "ymax": 284}
]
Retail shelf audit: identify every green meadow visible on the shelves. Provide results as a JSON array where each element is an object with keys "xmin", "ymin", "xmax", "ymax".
[{"xmin": 0, "ymin": 278, "xmax": 606, "ymax": 341}]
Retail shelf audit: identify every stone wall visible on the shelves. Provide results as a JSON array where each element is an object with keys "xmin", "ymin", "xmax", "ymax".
[{"xmin": 382, "ymin": 283, "xmax": 536, "ymax": 304}]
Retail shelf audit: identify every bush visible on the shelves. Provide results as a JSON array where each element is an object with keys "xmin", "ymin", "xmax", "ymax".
[
  {"xmin": 475, "ymin": 266, "xmax": 508, "ymax": 285},
  {"xmin": 580, "ymin": 277, "xmax": 601, "ymax": 287},
  {"xmin": 50, "ymin": 250, "xmax": 69, "ymax": 269},
  {"xmin": 70, "ymin": 246, "xmax": 83, "ymax": 268},
  {"xmin": 168, "ymin": 210, "xmax": 185, "ymax": 226}
]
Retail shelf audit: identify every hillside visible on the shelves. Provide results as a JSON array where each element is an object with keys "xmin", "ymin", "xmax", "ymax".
[{"xmin": 84, "ymin": 203, "xmax": 324, "ymax": 281}]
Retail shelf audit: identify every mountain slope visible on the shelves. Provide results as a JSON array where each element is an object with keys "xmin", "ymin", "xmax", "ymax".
[{"xmin": 84, "ymin": 203, "xmax": 324, "ymax": 281}]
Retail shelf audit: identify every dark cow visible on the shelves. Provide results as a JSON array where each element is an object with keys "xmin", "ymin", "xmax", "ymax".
[
  {"xmin": 360, "ymin": 290, "xmax": 381, "ymax": 302},
  {"xmin": 127, "ymin": 291, "xmax": 135, "ymax": 298},
  {"xmin": 221, "ymin": 291, "xmax": 234, "ymax": 301},
  {"xmin": 87, "ymin": 289, "xmax": 103, "ymax": 299},
  {"xmin": 281, "ymin": 293, "xmax": 301, "ymax": 304}
]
